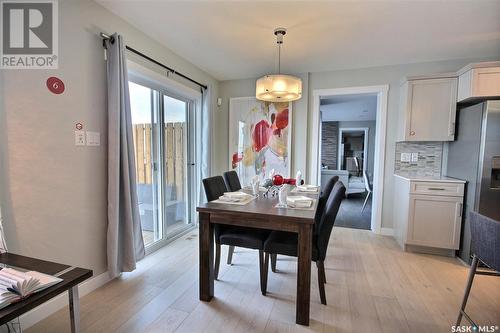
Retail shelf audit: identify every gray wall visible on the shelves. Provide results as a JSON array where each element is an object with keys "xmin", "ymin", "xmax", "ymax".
[
  {"xmin": 0, "ymin": 0, "xmax": 219, "ymax": 275},
  {"xmin": 218, "ymin": 57, "xmax": 498, "ymax": 229}
]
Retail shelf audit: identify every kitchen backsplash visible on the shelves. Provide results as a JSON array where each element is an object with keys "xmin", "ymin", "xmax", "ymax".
[{"xmin": 394, "ymin": 142, "xmax": 443, "ymax": 177}]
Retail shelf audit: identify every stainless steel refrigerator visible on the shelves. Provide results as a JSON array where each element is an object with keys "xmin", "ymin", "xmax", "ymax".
[{"xmin": 446, "ymin": 100, "xmax": 500, "ymax": 263}]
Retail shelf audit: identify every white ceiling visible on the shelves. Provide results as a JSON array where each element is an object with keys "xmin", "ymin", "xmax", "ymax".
[
  {"xmin": 321, "ymin": 94, "xmax": 377, "ymax": 122},
  {"xmin": 97, "ymin": 0, "xmax": 500, "ymax": 81}
]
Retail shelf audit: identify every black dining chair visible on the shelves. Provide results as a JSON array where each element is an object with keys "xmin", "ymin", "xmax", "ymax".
[
  {"xmin": 223, "ymin": 170, "xmax": 242, "ymax": 192},
  {"xmin": 202, "ymin": 176, "xmax": 271, "ymax": 293},
  {"xmin": 267, "ymin": 176, "xmax": 340, "ymax": 274},
  {"xmin": 262, "ymin": 181, "xmax": 346, "ymax": 303},
  {"xmin": 456, "ymin": 212, "xmax": 500, "ymax": 327},
  {"xmin": 222, "ymin": 170, "xmax": 243, "ymax": 265}
]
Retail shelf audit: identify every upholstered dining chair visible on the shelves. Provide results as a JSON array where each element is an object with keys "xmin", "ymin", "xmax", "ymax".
[
  {"xmin": 262, "ymin": 181, "xmax": 346, "ymax": 303},
  {"xmin": 267, "ymin": 175, "xmax": 340, "ymax": 274},
  {"xmin": 456, "ymin": 212, "xmax": 500, "ymax": 327},
  {"xmin": 222, "ymin": 170, "xmax": 243, "ymax": 265},
  {"xmin": 202, "ymin": 176, "xmax": 271, "ymax": 293},
  {"xmin": 223, "ymin": 170, "xmax": 242, "ymax": 192}
]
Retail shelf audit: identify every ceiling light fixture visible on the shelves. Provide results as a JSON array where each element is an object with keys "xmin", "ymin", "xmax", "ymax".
[{"xmin": 256, "ymin": 28, "xmax": 302, "ymax": 103}]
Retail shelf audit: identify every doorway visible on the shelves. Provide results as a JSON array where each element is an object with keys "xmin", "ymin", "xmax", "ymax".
[{"xmin": 311, "ymin": 85, "xmax": 389, "ymax": 234}]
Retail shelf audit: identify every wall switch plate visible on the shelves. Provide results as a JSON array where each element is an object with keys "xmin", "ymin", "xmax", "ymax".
[
  {"xmin": 75, "ymin": 131, "xmax": 86, "ymax": 146},
  {"xmin": 86, "ymin": 131, "xmax": 100, "ymax": 146},
  {"xmin": 411, "ymin": 152, "xmax": 419, "ymax": 162},
  {"xmin": 400, "ymin": 153, "xmax": 411, "ymax": 162}
]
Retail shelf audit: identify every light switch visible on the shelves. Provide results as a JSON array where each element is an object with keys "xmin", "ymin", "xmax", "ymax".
[
  {"xmin": 411, "ymin": 152, "xmax": 419, "ymax": 162},
  {"xmin": 400, "ymin": 153, "xmax": 411, "ymax": 162},
  {"xmin": 86, "ymin": 131, "xmax": 100, "ymax": 146},
  {"xmin": 75, "ymin": 131, "xmax": 85, "ymax": 146}
]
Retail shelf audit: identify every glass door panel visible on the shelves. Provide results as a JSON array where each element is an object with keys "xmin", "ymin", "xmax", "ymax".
[
  {"xmin": 129, "ymin": 81, "xmax": 161, "ymax": 247},
  {"xmin": 163, "ymin": 95, "xmax": 191, "ymax": 236}
]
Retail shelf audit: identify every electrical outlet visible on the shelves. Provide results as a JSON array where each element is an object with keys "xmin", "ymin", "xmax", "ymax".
[
  {"xmin": 75, "ymin": 131, "xmax": 86, "ymax": 146},
  {"xmin": 411, "ymin": 152, "xmax": 419, "ymax": 162},
  {"xmin": 400, "ymin": 153, "xmax": 411, "ymax": 162}
]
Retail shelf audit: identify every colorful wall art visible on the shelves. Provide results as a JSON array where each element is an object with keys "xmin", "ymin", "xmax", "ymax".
[{"xmin": 229, "ymin": 97, "xmax": 292, "ymax": 186}]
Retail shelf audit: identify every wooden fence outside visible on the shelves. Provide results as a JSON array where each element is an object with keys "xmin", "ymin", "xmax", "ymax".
[{"xmin": 132, "ymin": 123, "xmax": 185, "ymax": 200}]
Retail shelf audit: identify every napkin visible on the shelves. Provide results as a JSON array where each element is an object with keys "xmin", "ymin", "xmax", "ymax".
[
  {"xmin": 219, "ymin": 191, "xmax": 251, "ymax": 202},
  {"xmin": 296, "ymin": 185, "xmax": 319, "ymax": 192},
  {"xmin": 287, "ymin": 196, "xmax": 313, "ymax": 208}
]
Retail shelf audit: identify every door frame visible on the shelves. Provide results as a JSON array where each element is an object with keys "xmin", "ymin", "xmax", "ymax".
[
  {"xmin": 310, "ymin": 85, "xmax": 389, "ymax": 234},
  {"xmin": 338, "ymin": 127, "xmax": 369, "ymax": 172}
]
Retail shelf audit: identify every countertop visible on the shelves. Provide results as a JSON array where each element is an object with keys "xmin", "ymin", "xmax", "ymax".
[{"xmin": 394, "ymin": 173, "xmax": 466, "ymax": 183}]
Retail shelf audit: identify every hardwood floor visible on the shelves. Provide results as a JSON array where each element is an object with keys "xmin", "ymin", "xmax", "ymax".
[{"xmin": 27, "ymin": 227, "xmax": 500, "ymax": 333}]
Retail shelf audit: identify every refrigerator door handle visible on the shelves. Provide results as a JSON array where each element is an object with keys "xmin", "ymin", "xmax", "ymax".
[{"xmin": 458, "ymin": 203, "xmax": 463, "ymax": 218}]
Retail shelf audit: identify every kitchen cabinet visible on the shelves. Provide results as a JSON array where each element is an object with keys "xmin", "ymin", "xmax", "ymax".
[
  {"xmin": 457, "ymin": 62, "xmax": 500, "ymax": 102},
  {"xmin": 393, "ymin": 175, "xmax": 465, "ymax": 254},
  {"xmin": 398, "ymin": 75, "xmax": 458, "ymax": 142}
]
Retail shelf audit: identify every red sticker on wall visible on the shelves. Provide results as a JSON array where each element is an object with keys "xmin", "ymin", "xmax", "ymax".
[{"xmin": 46, "ymin": 77, "xmax": 65, "ymax": 94}]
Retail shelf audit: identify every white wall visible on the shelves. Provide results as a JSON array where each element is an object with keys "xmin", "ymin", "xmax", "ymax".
[
  {"xmin": 218, "ymin": 57, "xmax": 499, "ymax": 229},
  {"xmin": 0, "ymin": 0, "xmax": 219, "ymax": 276}
]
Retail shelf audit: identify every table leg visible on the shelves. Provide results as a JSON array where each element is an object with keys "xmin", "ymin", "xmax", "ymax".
[
  {"xmin": 68, "ymin": 286, "xmax": 80, "ymax": 333},
  {"xmin": 199, "ymin": 212, "xmax": 214, "ymax": 301},
  {"xmin": 296, "ymin": 223, "xmax": 312, "ymax": 326}
]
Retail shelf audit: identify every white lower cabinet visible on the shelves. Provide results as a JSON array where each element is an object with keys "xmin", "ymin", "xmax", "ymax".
[
  {"xmin": 394, "ymin": 175, "xmax": 465, "ymax": 254},
  {"xmin": 407, "ymin": 194, "xmax": 462, "ymax": 249}
]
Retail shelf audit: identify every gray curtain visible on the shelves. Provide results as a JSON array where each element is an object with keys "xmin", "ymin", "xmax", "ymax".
[
  {"xmin": 104, "ymin": 34, "xmax": 145, "ymax": 278},
  {"xmin": 199, "ymin": 86, "xmax": 212, "ymax": 204}
]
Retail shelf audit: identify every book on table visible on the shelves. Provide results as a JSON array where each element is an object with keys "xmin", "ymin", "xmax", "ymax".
[{"xmin": 0, "ymin": 267, "xmax": 63, "ymax": 309}]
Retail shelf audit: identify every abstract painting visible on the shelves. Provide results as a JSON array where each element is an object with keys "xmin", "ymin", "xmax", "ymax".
[{"xmin": 229, "ymin": 97, "xmax": 292, "ymax": 186}]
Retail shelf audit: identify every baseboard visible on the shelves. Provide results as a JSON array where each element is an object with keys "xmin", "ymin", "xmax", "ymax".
[
  {"xmin": 19, "ymin": 270, "xmax": 113, "ymax": 329},
  {"xmin": 380, "ymin": 227, "xmax": 394, "ymax": 236}
]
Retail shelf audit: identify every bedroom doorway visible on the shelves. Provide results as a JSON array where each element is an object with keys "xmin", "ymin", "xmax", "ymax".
[{"xmin": 311, "ymin": 85, "xmax": 388, "ymax": 233}]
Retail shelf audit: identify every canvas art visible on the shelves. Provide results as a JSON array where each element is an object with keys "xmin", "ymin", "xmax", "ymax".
[{"xmin": 229, "ymin": 97, "xmax": 292, "ymax": 186}]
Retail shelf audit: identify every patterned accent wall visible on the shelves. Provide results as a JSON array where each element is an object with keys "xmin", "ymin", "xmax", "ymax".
[
  {"xmin": 321, "ymin": 122, "xmax": 338, "ymax": 169},
  {"xmin": 395, "ymin": 142, "xmax": 443, "ymax": 177}
]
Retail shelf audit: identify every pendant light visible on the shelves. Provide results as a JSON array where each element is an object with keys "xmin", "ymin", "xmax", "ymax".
[{"xmin": 256, "ymin": 28, "xmax": 302, "ymax": 102}]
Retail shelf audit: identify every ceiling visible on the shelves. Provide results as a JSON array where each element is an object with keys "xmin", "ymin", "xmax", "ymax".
[
  {"xmin": 97, "ymin": 0, "xmax": 500, "ymax": 81},
  {"xmin": 321, "ymin": 94, "xmax": 377, "ymax": 122}
]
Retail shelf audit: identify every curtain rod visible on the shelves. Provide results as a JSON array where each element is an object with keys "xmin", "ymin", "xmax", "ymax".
[{"xmin": 100, "ymin": 33, "xmax": 207, "ymax": 91}]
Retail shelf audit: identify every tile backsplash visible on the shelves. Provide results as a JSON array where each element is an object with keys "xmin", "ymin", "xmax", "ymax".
[{"xmin": 395, "ymin": 142, "xmax": 443, "ymax": 177}]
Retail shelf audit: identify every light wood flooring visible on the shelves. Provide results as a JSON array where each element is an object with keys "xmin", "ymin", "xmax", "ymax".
[{"xmin": 27, "ymin": 227, "xmax": 500, "ymax": 333}]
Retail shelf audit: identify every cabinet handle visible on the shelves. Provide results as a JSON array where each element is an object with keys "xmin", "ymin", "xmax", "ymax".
[
  {"xmin": 409, "ymin": 131, "xmax": 415, "ymax": 136},
  {"xmin": 427, "ymin": 187, "xmax": 445, "ymax": 191}
]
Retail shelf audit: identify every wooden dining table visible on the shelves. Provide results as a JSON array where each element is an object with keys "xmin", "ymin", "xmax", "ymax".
[{"xmin": 197, "ymin": 188, "xmax": 319, "ymax": 326}]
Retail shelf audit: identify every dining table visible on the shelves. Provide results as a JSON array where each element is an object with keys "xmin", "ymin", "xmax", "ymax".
[{"xmin": 197, "ymin": 186, "xmax": 319, "ymax": 326}]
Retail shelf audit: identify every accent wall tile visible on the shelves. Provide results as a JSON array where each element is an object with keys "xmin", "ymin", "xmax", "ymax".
[{"xmin": 395, "ymin": 142, "xmax": 443, "ymax": 177}]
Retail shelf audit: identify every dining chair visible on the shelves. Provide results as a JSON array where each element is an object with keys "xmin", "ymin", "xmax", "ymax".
[
  {"xmin": 456, "ymin": 212, "xmax": 500, "ymax": 327},
  {"xmin": 361, "ymin": 171, "xmax": 372, "ymax": 213},
  {"xmin": 223, "ymin": 170, "xmax": 242, "ymax": 192},
  {"xmin": 202, "ymin": 176, "xmax": 271, "ymax": 293},
  {"xmin": 222, "ymin": 170, "xmax": 242, "ymax": 264},
  {"xmin": 262, "ymin": 181, "xmax": 346, "ymax": 303}
]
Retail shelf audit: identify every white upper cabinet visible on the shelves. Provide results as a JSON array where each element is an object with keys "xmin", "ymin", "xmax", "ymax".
[
  {"xmin": 398, "ymin": 75, "xmax": 458, "ymax": 142},
  {"xmin": 457, "ymin": 62, "xmax": 500, "ymax": 102}
]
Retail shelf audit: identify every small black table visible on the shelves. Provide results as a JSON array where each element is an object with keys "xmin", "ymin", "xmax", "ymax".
[{"xmin": 0, "ymin": 253, "xmax": 92, "ymax": 333}]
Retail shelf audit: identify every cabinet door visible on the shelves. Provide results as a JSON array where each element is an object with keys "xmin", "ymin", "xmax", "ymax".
[
  {"xmin": 407, "ymin": 195, "xmax": 462, "ymax": 249},
  {"xmin": 473, "ymin": 67, "xmax": 500, "ymax": 98},
  {"xmin": 405, "ymin": 78, "xmax": 458, "ymax": 141}
]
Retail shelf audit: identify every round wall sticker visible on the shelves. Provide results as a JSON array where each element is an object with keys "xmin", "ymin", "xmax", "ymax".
[{"xmin": 46, "ymin": 77, "xmax": 65, "ymax": 94}]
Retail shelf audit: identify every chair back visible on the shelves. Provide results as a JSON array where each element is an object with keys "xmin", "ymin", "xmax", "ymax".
[
  {"xmin": 202, "ymin": 176, "xmax": 227, "ymax": 202},
  {"xmin": 470, "ymin": 212, "xmax": 500, "ymax": 272},
  {"xmin": 363, "ymin": 171, "xmax": 372, "ymax": 192},
  {"xmin": 316, "ymin": 181, "xmax": 346, "ymax": 261},
  {"xmin": 223, "ymin": 170, "xmax": 242, "ymax": 192},
  {"xmin": 314, "ymin": 176, "xmax": 339, "ymax": 229}
]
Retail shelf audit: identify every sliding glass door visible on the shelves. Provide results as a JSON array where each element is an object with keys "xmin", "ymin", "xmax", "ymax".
[{"xmin": 129, "ymin": 79, "xmax": 195, "ymax": 249}]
